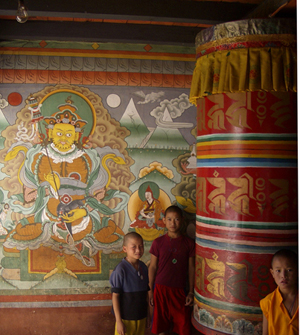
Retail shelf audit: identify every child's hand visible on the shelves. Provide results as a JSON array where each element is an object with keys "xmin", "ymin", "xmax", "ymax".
[
  {"xmin": 185, "ymin": 292, "xmax": 194, "ymax": 306},
  {"xmin": 146, "ymin": 315, "xmax": 152, "ymax": 329},
  {"xmin": 148, "ymin": 290, "xmax": 154, "ymax": 306},
  {"xmin": 116, "ymin": 320, "xmax": 126, "ymax": 335}
]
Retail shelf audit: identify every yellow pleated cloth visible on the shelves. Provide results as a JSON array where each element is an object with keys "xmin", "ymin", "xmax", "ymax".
[{"xmin": 189, "ymin": 19, "xmax": 297, "ymax": 105}]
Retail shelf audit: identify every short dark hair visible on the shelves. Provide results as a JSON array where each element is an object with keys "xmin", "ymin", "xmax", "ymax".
[
  {"xmin": 271, "ymin": 249, "xmax": 298, "ymax": 268},
  {"xmin": 123, "ymin": 232, "xmax": 143, "ymax": 246},
  {"xmin": 164, "ymin": 205, "xmax": 183, "ymax": 218}
]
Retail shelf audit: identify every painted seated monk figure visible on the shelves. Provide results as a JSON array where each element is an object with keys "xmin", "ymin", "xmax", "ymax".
[{"xmin": 131, "ymin": 186, "xmax": 164, "ymax": 229}]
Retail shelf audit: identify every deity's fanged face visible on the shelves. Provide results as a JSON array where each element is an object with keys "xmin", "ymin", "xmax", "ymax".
[{"xmin": 49, "ymin": 123, "xmax": 79, "ymax": 152}]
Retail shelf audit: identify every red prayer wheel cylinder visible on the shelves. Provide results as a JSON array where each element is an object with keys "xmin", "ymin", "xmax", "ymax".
[{"xmin": 189, "ymin": 18, "xmax": 297, "ymax": 335}]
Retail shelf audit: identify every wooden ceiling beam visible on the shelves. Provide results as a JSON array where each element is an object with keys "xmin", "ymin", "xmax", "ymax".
[
  {"xmin": 244, "ymin": 0, "xmax": 295, "ymax": 17},
  {"xmin": 0, "ymin": 0, "xmax": 256, "ymax": 25},
  {"xmin": 0, "ymin": 0, "xmax": 295, "ymax": 45},
  {"xmin": 0, "ymin": 19, "xmax": 202, "ymax": 46}
]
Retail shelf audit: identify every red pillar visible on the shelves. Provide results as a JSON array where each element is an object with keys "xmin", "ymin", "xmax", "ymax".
[{"xmin": 190, "ymin": 18, "xmax": 297, "ymax": 335}]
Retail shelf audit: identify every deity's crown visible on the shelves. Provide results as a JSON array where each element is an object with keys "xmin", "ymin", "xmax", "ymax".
[{"xmin": 44, "ymin": 97, "xmax": 87, "ymax": 132}]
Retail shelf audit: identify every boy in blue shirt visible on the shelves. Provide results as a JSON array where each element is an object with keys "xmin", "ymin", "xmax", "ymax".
[{"xmin": 110, "ymin": 232, "xmax": 149, "ymax": 335}]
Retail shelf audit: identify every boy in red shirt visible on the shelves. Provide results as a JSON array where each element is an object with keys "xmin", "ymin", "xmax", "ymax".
[{"xmin": 148, "ymin": 205, "xmax": 195, "ymax": 335}]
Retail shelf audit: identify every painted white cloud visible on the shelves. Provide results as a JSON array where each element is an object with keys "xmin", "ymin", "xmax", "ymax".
[
  {"xmin": 133, "ymin": 91, "xmax": 165, "ymax": 104},
  {"xmin": 0, "ymin": 94, "xmax": 8, "ymax": 109},
  {"xmin": 150, "ymin": 93, "xmax": 193, "ymax": 128}
]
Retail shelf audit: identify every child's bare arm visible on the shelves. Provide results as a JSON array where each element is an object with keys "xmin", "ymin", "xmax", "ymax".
[
  {"xmin": 112, "ymin": 292, "xmax": 126, "ymax": 335},
  {"xmin": 148, "ymin": 254, "xmax": 158, "ymax": 306},
  {"xmin": 185, "ymin": 256, "xmax": 195, "ymax": 306},
  {"xmin": 262, "ymin": 314, "xmax": 268, "ymax": 335},
  {"xmin": 146, "ymin": 293, "xmax": 151, "ymax": 328}
]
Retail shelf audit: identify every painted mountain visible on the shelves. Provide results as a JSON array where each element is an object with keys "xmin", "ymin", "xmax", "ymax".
[
  {"xmin": 119, "ymin": 98, "xmax": 150, "ymax": 148},
  {"xmin": 144, "ymin": 108, "xmax": 190, "ymax": 149}
]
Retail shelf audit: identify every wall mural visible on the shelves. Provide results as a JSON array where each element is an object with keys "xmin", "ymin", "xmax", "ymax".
[
  {"xmin": 1, "ymin": 86, "xmax": 132, "ymax": 272},
  {"xmin": 0, "ymin": 79, "xmax": 196, "ymax": 294}
]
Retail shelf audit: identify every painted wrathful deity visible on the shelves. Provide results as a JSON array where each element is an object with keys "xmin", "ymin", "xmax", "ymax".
[{"xmin": 2, "ymin": 90, "xmax": 130, "ymax": 267}]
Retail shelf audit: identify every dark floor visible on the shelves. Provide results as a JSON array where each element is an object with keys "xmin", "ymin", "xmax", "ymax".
[{"xmin": 0, "ymin": 306, "xmax": 203, "ymax": 335}]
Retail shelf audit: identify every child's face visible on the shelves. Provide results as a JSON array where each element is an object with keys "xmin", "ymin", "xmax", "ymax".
[
  {"xmin": 123, "ymin": 237, "xmax": 144, "ymax": 261},
  {"xmin": 163, "ymin": 211, "xmax": 182, "ymax": 235},
  {"xmin": 270, "ymin": 256, "xmax": 298, "ymax": 291}
]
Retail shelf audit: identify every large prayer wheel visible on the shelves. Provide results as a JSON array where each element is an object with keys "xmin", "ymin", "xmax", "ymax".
[{"xmin": 190, "ymin": 18, "xmax": 297, "ymax": 335}]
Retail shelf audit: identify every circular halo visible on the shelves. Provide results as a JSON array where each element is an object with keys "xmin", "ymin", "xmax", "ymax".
[
  {"xmin": 138, "ymin": 182, "xmax": 160, "ymax": 201},
  {"xmin": 39, "ymin": 89, "xmax": 96, "ymax": 144}
]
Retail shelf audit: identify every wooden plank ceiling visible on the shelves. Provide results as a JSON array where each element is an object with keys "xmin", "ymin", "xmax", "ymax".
[{"xmin": 0, "ymin": 0, "xmax": 296, "ymax": 46}]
